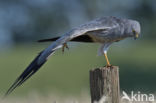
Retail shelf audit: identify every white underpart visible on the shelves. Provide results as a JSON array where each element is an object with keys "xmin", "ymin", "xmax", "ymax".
[{"xmin": 98, "ymin": 43, "xmax": 112, "ymax": 56}]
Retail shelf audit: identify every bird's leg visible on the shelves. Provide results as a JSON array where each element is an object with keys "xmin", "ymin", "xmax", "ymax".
[
  {"xmin": 62, "ymin": 43, "xmax": 69, "ymax": 53},
  {"xmin": 104, "ymin": 52, "xmax": 111, "ymax": 67}
]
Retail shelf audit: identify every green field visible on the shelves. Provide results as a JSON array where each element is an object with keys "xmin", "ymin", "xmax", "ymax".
[{"xmin": 0, "ymin": 40, "xmax": 156, "ymax": 99}]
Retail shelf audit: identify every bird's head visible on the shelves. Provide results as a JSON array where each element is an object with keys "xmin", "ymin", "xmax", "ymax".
[
  {"xmin": 124, "ymin": 20, "xmax": 141, "ymax": 39},
  {"xmin": 131, "ymin": 20, "xmax": 141, "ymax": 40}
]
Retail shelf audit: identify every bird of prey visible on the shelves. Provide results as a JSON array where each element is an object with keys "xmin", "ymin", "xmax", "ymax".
[{"xmin": 5, "ymin": 16, "xmax": 140, "ymax": 96}]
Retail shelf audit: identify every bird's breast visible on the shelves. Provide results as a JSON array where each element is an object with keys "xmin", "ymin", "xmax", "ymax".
[{"xmin": 88, "ymin": 32, "xmax": 125, "ymax": 43}]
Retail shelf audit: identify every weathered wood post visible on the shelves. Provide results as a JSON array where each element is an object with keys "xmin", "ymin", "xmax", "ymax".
[{"xmin": 90, "ymin": 66, "xmax": 120, "ymax": 103}]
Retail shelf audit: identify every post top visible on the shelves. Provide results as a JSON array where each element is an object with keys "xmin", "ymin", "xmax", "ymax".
[{"xmin": 90, "ymin": 66, "xmax": 119, "ymax": 71}]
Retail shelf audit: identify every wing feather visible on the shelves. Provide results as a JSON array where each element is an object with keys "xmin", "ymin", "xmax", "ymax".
[{"xmin": 5, "ymin": 17, "xmax": 114, "ymax": 97}]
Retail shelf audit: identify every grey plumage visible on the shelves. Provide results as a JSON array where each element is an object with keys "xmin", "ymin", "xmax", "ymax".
[{"xmin": 5, "ymin": 16, "xmax": 141, "ymax": 97}]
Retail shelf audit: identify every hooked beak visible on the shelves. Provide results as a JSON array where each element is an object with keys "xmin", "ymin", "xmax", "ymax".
[{"xmin": 134, "ymin": 33, "xmax": 139, "ymax": 40}]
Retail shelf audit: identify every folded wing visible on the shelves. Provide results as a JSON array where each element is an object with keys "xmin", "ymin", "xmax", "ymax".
[{"xmin": 5, "ymin": 17, "xmax": 112, "ymax": 97}]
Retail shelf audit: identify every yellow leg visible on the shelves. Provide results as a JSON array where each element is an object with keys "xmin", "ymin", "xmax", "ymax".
[
  {"xmin": 104, "ymin": 53, "xmax": 111, "ymax": 67},
  {"xmin": 62, "ymin": 43, "xmax": 69, "ymax": 53}
]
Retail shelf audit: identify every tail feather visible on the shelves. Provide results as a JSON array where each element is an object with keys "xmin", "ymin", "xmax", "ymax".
[
  {"xmin": 4, "ymin": 51, "xmax": 49, "ymax": 97},
  {"xmin": 5, "ymin": 30, "xmax": 94, "ymax": 97}
]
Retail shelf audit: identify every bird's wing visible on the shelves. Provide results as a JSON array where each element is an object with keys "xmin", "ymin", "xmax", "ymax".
[
  {"xmin": 38, "ymin": 35, "xmax": 95, "ymax": 43},
  {"xmin": 5, "ymin": 19, "xmax": 113, "ymax": 97},
  {"xmin": 38, "ymin": 17, "xmax": 117, "ymax": 43}
]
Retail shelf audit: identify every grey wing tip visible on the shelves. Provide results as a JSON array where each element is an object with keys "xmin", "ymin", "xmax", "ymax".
[{"xmin": 4, "ymin": 51, "xmax": 47, "ymax": 97}]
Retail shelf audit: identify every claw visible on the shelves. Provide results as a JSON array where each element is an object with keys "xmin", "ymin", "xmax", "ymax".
[
  {"xmin": 62, "ymin": 43, "xmax": 69, "ymax": 53},
  {"xmin": 106, "ymin": 64, "xmax": 112, "ymax": 68}
]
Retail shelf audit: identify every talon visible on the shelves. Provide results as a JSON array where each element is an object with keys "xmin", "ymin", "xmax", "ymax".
[
  {"xmin": 106, "ymin": 64, "xmax": 112, "ymax": 68},
  {"xmin": 62, "ymin": 43, "xmax": 69, "ymax": 53},
  {"xmin": 65, "ymin": 43, "xmax": 69, "ymax": 50}
]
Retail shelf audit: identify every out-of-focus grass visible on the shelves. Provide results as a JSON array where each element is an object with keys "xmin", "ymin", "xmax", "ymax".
[
  {"xmin": 0, "ymin": 40, "xmax": 156, "ymax": 98},
  {"xmin": 1, "ymin": 92, "xmax": 91, "ymax": 103},
  {"xmin": 1, "ymin": 93, "xmax": 156, "ymax": 103}
]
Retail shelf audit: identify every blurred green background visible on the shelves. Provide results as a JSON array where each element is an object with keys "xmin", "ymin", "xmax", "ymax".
[{"xmin": 0, "ymin": 0, "xmax": 156, "ymax": 99}]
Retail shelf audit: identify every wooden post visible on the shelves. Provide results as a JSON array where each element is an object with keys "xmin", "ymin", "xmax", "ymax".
[{"xmin": 90, "ymin": 66, "xmax": 120, "ymax": 103}]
